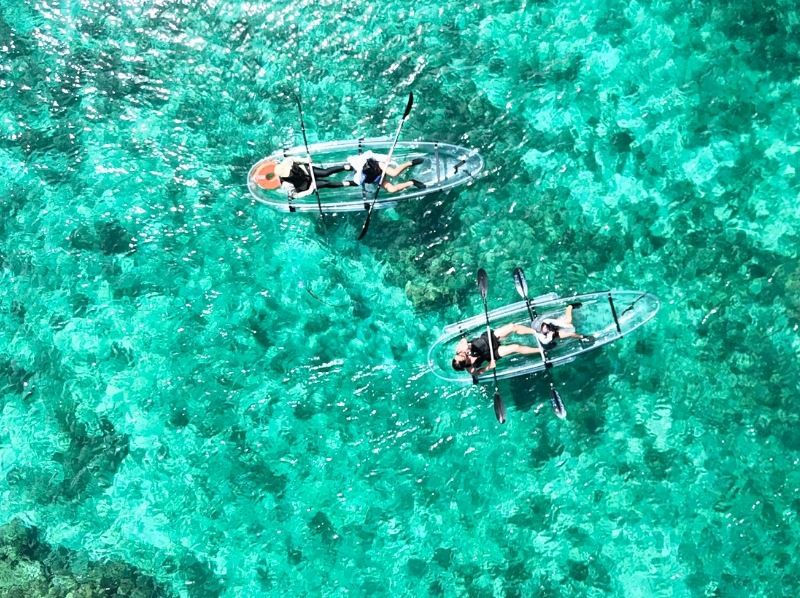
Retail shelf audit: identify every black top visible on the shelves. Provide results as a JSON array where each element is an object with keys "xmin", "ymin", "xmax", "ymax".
[
  {"xmin": 283, "ymin": 163, "xmax": 311, "ymax": 192},
  {"xmin": 469, "ymin": 331, "xmax": 501, "ymax": 369}
]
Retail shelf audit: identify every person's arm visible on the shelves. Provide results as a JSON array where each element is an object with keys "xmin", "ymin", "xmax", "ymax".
[
  {"xmin": 280, "ymin": 181, "xmax": 296, "ymax": 198},
  {"xmin": 293, "ymin": 186, "xmax": 316, "ymax": 199},
  {"xmin": 472, "ymin": 360, "xmax": 496, "ymax": 376},
  {"xmin": 468, "ymin": 360, "xmax": 495, "ymax": 384},
  {"xmin": 281, "ymin": 179, "xmax": 317, "ymax": 199}
]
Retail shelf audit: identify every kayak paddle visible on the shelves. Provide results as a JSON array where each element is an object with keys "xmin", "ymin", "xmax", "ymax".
[
  {"xmin": 357, "ymin": 92, "xmax": 414, "ymax": 240},
  {"xmin": 477, "ymin": 268, "xmax": 506, "ymax": 424},
  {"xmin": 513, "ymin": 267, "xmax": 567, "ymax": 419},
  {"xmin": 295, "ymin": 91, "xmax": 324, "ymax": 218}
]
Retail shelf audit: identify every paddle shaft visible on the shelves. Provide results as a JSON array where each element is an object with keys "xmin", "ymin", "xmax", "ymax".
[
  {"xmin": 522, "ymin": 299, "xmax": 549, "ymax": 364},
  {"xmin": 514, "ymin": 268, "xmax": 566, "ymax": 419},
  {"xmin": 477, "ymin": 269, "xmax": 506, "ymax": 423},
  {"xmin": 357, "ymin": 93, "xmax": 413, "ymax": 240},
  {"xmin": 295, "ymin": 95, "xmax": 324, "ymax": 216},
  {"xmin": 480, "ymin": 299, "xmax": 499, "ymax": 372}
]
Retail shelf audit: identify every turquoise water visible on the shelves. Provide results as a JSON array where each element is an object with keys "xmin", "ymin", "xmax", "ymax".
[{"xmin": 1, "ymin": 0, "xmax": 799, "ymax": 595}]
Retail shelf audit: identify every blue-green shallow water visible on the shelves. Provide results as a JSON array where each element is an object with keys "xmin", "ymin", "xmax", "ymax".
[{"xmin": 1, "ymin": 0, "xmax": 799, "ymax": 595}]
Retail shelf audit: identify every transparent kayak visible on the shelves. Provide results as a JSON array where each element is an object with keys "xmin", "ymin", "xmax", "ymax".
[
  {"xmin": 247, "ymin": 138, "xmax": 483, "ymax": 213},
  {"xmin": 427, "ymin": 290, "xmax": 660, "ymax": 384}
]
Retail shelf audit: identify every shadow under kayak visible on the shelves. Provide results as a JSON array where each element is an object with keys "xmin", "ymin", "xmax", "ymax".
[
  {"xmin": 427, "ymin": 290, "xmax": 660, "ymax": 384},
  {"xmin": 247, "ymin": 138, "xmax": 483, "ymax": 213}
]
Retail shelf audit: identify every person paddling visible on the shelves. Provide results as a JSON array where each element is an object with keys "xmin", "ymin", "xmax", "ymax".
[
  {"xmin": 348, "ymin": 151, "xmax": 426, "ymax": 193},
  {"xmin": 452, "ymin": 323, "xmax": 542, "ymax": 377},
  {"xmin": 252, "ymin": 157, "xmax": 358, "ymax": 198}
]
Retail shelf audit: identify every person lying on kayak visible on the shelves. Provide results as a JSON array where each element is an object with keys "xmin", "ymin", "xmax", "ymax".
[
  {"xmin": 253, "ymin": 157, "xmax": 358, "ymax": 198},
  {"xmin": 534, "ymin": 303, "xmax": 592, "ymax": 348},
  {"xmin": 347, "ymin": 151, "xmax": 426, "ymax": 193},
  {"xmin": 451, "ymin": 323, "xmax": 542, "ymax": 376}
]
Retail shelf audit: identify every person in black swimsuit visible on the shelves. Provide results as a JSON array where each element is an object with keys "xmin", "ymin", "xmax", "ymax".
[
  {"xmin": 451, "ymin": 323, "xmax": 542, "ymax": 377},
  {"xmin": 274, "ymin": 157, "xmax": 359, "ymax": 198}
]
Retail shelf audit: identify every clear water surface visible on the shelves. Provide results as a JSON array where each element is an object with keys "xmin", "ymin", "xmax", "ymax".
[{"xmin": 1, "ymin": 0, "xmax": 799, "ymax": 595}]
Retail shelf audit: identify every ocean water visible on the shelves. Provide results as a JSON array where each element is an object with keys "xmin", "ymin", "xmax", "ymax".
[{"xmin": 1, "ymin": 0, "xmax": 799, "ymax": 595}]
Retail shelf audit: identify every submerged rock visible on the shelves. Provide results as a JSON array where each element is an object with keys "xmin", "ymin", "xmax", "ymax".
[
  {"xmin": 98, "ymin": 221, "xmax": 137, "ymax": 256},
  {"xmin": 785, "ymin": 266, "xmax": 800, "ymax": 322},
  {"xmin": 0, "ymin": 519, "xmax": 173, "ymax": 597},
  {"xmin": 309, "ymin": 511, "xmax": 339, "ymax": 543},
  {"xmin": 54, "ymin": 416, "xmax": 130, "ymax": 502}
]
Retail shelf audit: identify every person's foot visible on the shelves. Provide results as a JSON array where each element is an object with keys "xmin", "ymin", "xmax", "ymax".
[
  {"xmin": 410, "ymin": 158, "xmax": 424, "ymax": 166},
  {"xmin": 343, "ymin": 163, "xmax": 353, "ymax": 171},
  {"xmin": 579, "ymin": 335, "xmax": 595, "ymax": 344},
  {"xmin": 411, "ymin": 179, "xmax": 426, "ymax": 189},
  {"xmin": 570, "ymin": 302, "xmax": 583, "ymax": 309}
]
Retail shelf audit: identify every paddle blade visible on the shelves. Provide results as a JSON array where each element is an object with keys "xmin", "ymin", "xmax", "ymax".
[
  {"xmin": 493, "ymin": 392, "xmax": 506, "ymax": 424},
  {"xmin": 550, "ymin": 385, "xmax": 566, "ymax": 419},
  {"xmin": 357, "ymin": 207, "xmax": 373, "ymax": 240},
  {"xmin": 403, "ymin": 92, "xmax": 414, "ymax": 119},
  {"xmin": 477, "ymin": 268, "xmax": 489, "ymax": 299},
  {"xmin": 513, "ymin": 267, "xmax": 528, "ymax": 299}
]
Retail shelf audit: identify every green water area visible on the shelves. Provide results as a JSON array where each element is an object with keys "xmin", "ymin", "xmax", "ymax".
[{"xmin": 1, "ymin": 1, "xmax": 798, "ymax": 595}]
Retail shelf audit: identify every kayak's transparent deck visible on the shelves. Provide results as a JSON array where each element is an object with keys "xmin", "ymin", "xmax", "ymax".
[
  {"xmin": 428, "ymin": 291, "xmax": 661, "ymax": 383},
  {"xmin": 247, "ymin": 138, "xmax": 483, "ymax": 212}
]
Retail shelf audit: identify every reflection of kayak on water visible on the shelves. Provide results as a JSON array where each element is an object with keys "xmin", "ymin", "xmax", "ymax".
[
  {"xmin": 428, "ymin": 290, "xmax": 661, "ymax": 384},
  {"xmin": 247, "ymin": 138, "xmax": 484, "ymax": 213}
]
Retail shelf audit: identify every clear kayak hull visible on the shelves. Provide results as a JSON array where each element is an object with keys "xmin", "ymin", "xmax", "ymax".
[
  {"xmin": 247, "ymin": 138, "xmax": 483, "ymax": 213},
  {"xmin": 427, "ymin": 290, "xmax": 660, "ymax": 384}
]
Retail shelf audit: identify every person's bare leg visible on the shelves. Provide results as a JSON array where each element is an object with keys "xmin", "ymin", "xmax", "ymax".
[
  {"xmin": 549, "ymin": 307, "xmax": 574, "ymax": 329},
  {"xmin": 494, "ymin": 323, "xmax": 536, "ymax": 340},
  {"xmin": 382, "ymin": 180, "xmax": 414, "ymax": 193},
  {"xmin": 383, "ymin": 161, "xmax": 415, "ymax": 177},
  {"xmin": 560, "ymin": 331, "xmax": 582, "ymax": 340},
  {"xmin": 512, "ymin": 323, "xmax": 536, "ymax": 336},
  {"xmin": 555, "ymin": 306, "xmax": 586, "ymax": 338},
  {"xmin": 497, "ymin": 344, "xmax": 542, "ymax": 358}
]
